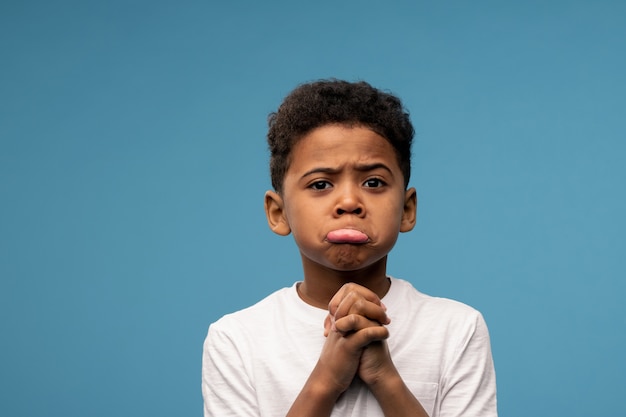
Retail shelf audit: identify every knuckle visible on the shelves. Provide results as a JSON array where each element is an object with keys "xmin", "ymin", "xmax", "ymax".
[
  {"xmin": 366, "ymin": 324, "xmax": 389, "ymax": 340},
  {"xmin": 352, "ymin": 299, "xmax": 366, "ymax": 314}
]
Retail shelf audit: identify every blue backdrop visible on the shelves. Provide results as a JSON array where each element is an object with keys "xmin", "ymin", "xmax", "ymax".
[{"xmin": 1, "ymin": 1, "xmax": 624, "ymax": 416}]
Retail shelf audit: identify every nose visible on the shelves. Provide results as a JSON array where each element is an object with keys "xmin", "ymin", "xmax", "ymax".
[{"xmin": 334, "ymin": 185, "xmax": 364, "ymax": 216}]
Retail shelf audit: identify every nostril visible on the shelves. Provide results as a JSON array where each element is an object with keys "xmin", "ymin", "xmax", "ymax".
[{"xmin": 336, "ymin": 207, "xmax": 362, "ymax": 215}]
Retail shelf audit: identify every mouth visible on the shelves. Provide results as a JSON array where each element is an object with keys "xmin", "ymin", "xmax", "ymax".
[{"xmin": 326, "ymin": 228, "xmax": 369, "ymax": 244}]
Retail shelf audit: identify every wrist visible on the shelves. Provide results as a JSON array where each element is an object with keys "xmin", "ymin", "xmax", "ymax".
[
  {"xmin": 364, "ymin": 363, "xmax": 402, "ymax": 394},
  {"xmin": 368, "ymin": 372, "xmax": 429, "ymax": 417},
  {"xmin": 286, "ymin": 370, "xmax": 344, "ymax": 417},
  {"xmin": 308, "ymin": 362, "xmax": 350, "ymax": 400}
]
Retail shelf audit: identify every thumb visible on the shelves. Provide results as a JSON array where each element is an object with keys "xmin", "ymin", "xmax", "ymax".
[{"xmin": 323, "ymin": 313, "xmax": 334, "ymax": 337}]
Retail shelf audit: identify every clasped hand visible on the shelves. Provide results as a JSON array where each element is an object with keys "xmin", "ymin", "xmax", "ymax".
[{"xmin": 318, "ymin": 283, "xmax": 395, "ymax": 394}]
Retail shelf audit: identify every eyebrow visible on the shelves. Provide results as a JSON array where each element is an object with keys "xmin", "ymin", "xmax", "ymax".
[{"xmin": 300, "ymin": 163, "xmax": 394, "ymax": 179}]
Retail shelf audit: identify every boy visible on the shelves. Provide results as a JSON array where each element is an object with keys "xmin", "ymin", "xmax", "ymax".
[{"xmin": 202, "ymin": 80, "xmax": 497, "ymax": 416}]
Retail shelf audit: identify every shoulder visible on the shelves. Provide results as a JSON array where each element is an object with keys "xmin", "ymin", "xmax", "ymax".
[
  {"xmin": 387, "ymin": 277, "xmax": 489, "ymax": 335},
  {"xmin": 389, "ymin": 277, "xmax": 480, "ymax": 313},
  {"xmin": 203, "ymin": 282, "xmax": 326, "ymax": 371},
  {"xmin": 203, "ymin": 285, "xmax": 294, "ymax": 368},
  {"xmin": 209, "ymin": 285, "xmax": 293, "ymax": 334}
]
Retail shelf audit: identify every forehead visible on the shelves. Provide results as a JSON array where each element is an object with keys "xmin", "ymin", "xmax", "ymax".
[{"xmin": 288, "ymin": 125, "xmax": 399, "ymax": 171}]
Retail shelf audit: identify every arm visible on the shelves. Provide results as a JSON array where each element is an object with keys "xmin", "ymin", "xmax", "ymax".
[
  {"xmin": 359, "ymin": 341, "xmax": 429, "ymax": 417},
  {"xmin": 328, "ymin": 283, "xmax": 429, "ymax": 417},
  {"xmin": 286, "ymin": 316, "xmax": 389, "ymax": 417}
]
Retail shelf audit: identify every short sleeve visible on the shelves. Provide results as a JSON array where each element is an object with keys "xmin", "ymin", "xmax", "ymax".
[
  {"xmin": 437, "ymin": 312, "xmax": 498, "ymax": 417},
  {"xmin": 202, "ymin": 321, "xmax": 258, "ymax": 417}
]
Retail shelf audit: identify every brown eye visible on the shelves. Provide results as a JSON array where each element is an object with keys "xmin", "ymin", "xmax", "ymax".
[
  {"xmin": 310, "ymin": 181, "xmax": 332, "ymax": 190},
  {"xmin": 363, "ymin": 178, "xmax": 385, "ymax": 188}
]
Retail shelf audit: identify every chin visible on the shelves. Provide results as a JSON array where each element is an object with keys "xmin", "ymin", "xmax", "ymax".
[{"xmin": 302, "ymin": 246, "xmax": 385, "ymax": 272}]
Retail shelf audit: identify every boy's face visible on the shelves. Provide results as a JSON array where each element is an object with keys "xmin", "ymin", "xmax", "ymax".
[{"xmin": 265, "ymin": 124, "xmax": 417, "ymax": 272}]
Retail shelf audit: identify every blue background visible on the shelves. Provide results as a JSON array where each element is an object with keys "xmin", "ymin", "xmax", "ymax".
[{"xmin": 1, "ymin": 1, "xmax": 624, "ymax": 416}]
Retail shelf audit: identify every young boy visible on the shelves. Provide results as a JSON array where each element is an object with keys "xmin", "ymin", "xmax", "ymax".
[{"xmin": 202, "ymin": 80, "xmax": 497, "ymax": 417}]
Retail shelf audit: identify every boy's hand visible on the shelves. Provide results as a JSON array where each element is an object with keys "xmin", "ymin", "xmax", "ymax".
[
  {"xmin": 315, "ymin": 316, "xmax": 389, "ymax": 395},
  {"xmin": 311, "ymin": 283, "xmax": 391, "ymax": 394},
  {"xmin": 324, "ymin": 283, "xmax": 390, "ymax": 337},
  {"xmin": 285, "ymin": 311, "xmax": 391, "ymax": 417},
  {"xmin": 358, "ymin": 339, "xmax": 396, "ymax": 386},
  {"xmin": 302, "ymin": 283, "xmax": 428, "ymax": 417},
  {"xmin": 324, "ymin": 283, "xmax": 397, "ymax": 387}
]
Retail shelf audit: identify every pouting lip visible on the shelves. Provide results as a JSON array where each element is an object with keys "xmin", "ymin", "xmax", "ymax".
[{"xmin": 326, "ymin": 228, "xmax": 370, "ymax": 244}]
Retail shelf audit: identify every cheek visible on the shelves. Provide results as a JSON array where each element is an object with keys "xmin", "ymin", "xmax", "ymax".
[
  {"xmin": 377, "ymin": 199, "xmax": 404, "ymax": 219},
  {"xmin": 284, "ymin": 206, "xmax": 316, "ymax": 236}
]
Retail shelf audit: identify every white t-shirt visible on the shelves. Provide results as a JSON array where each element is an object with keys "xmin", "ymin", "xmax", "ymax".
[{"xmin": 202, "ymin": 277, "xmax": 497, "ymax": 417}]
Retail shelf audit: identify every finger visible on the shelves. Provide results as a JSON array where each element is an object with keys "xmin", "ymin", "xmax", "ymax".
[
  {"xmin": 346, "ymin": 297, "xmax": 390, "ymax": 325},
  {"xmin": 334, "ymin": 293, "xmax": 390, "ymax": 325},
  {"xmin": 333, "ymin": 314, "xmax": 387, "ymax": 335},
  {"xmin": 344, "ymin": 325, "xmax": 390, "ymax": 350},
  {"xmin": 328, "ymin": 283, "xmax": 382, "ymax": 316},
  {"xmin": 323, "ymin": 314, "xmax": 333, "ymax": 337}
]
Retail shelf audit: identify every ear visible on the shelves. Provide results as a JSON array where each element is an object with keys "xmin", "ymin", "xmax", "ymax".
[
  {"xmin": 400, "ymin": 187, "xmax": 417, "ymax": 233},
  {"xmin": 264, "ymin": 190, "xmax": 291, "ymax": 236}
]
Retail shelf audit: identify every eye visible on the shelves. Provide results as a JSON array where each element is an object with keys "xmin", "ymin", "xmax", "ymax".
[
  {"xmin": 309, "ymin": 180, "xmax": 332, "ymax": 190},
  {"xmin": 363, "ymin": 178, "xmax": 386, "ymax": 188}
]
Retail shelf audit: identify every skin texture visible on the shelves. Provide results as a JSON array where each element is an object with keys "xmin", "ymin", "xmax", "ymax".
[{"xmin": 265, "ymin": 125, "xmax": 428, "ymax": 417}]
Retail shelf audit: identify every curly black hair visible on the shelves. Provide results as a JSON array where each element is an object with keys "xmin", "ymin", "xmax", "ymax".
[{"xmin": 267, "ymin": 79, "xmax": 414, "ymax": 193}]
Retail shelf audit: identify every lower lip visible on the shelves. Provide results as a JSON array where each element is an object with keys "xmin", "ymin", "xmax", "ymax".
[{"xmin": 326, "ymin": 229, "xmax": 369, "ymax": 244}]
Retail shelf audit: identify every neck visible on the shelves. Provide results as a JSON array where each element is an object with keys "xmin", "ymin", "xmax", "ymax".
[{"xmin": 297, "ymin": 256, "xmax": 391, "ymax": 309}]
